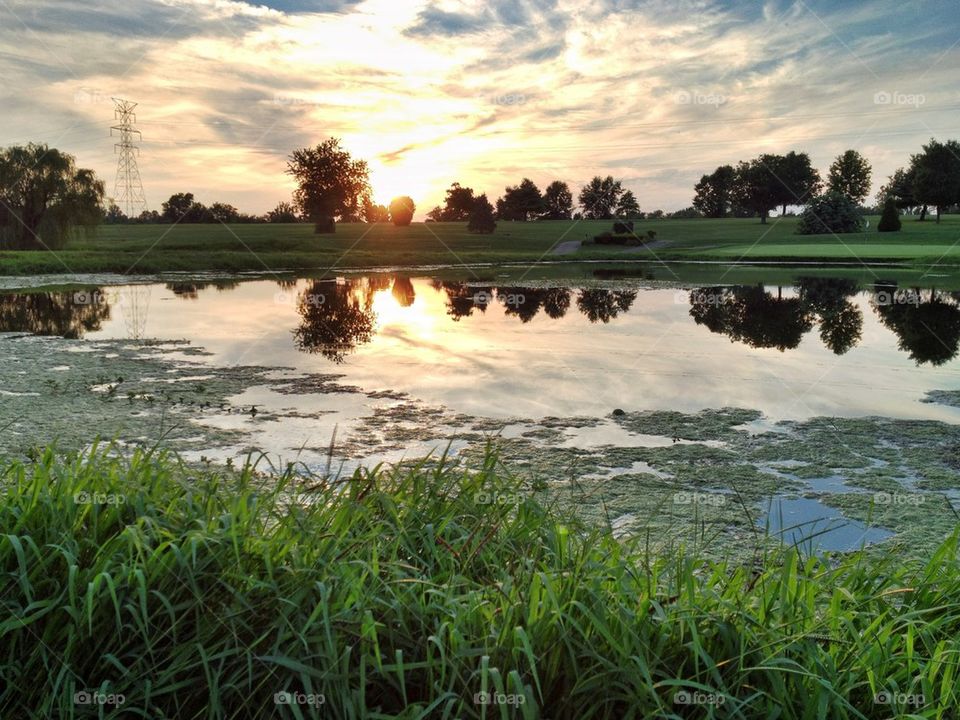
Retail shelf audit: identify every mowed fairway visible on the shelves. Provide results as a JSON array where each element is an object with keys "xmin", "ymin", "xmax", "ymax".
[{"xmin": 1, "ymin": 215, "xmax": 958, "ymax": 275}]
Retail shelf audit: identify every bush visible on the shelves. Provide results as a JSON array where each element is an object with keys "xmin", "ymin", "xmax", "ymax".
[
  {"xmin": 389, "ymin": 196, "xmax": 415, "ymax": 226},
  {"xmin": 877, "ymin": 197, "xmax": 902, "ymax": 232},
  {"xmin": 796, "ymin": 191, "xmax": 865, "ymax": 235}
]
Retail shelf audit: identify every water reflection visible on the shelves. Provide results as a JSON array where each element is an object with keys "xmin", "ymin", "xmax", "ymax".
[{"xmin": 3, "ymin": 276, "xmax": 960, "ymax": 367}]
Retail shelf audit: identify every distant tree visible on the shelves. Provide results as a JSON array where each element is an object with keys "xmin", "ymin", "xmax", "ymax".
[
  {"xmin": 578, "ymin": 176, "xmax": 623, "ymax": 219},
  {"xmin": 775, "ymin": 151, "xmax": 822, "ymax": 214},
  {"xmin": 286, "ymin": 138, "xmax": 371, "ymax": 233},
  {"xmin": 693, "ymin": 164, "xmax": 736, "ymax": 218},
  {"xmin": 161, "ymin": 193, "xmax": 207, "ymax": 223},
  {"xmin": 209, "ymin": 202, "xmax": 240, "ymax": 223},
  {"xmin": 827, "ymin": 150, "xmax": 872, "ymax": 205},
  {"xmin": 615, "ymin": 190, "xmax": 641, "ymax": 219},
  {"xmin": 104, "ymin": 203, "xmax": 127, "ymax": 224},
  {"xmin": 389, "ymin": 196, "xmax": 416, "ymax": 226},
  {"xmin": 496, "ymin": 178, "xmax": 543, "ymax": 221},
  {"xmin": 796, "ymin": 191, "xmax": 864, "ymax": 235},
  {"xmin": 668, "ymin": 206, "xmax": 701, "ymax": 219},
  {"xmin": 877, "ymin": 198, "xmax": 902, "ymax": 232},
  {"xmin": 437, "ymin": 182, "xmax": 476, "ymax": 221},
  {"xmin": 732, "ymin": 156, "xmax": 781, "ymax": 223},
  {"xmin": 646, "ymin": 209, "xmax": 665, "ymax": 219},
  {"xmin": 135, "ymin": 210, "xmax": 160, "ymax": 224},
  {"xmin": 877, "ymin": 167, "xmax": 918, "ymax": 212},
  {"xmin": 267, "ymin": 201, "xmax": 300, "ymax": 223},
  {"xmin": 467, "ymin": 194, "xmax": 496, "ymax": 234},
  {"xmin": 0, "ymin": 143, "xmax": 104, "ymax": 250},
  {"xmin": 425, "ymin": 206, "xmax": 443, "ymax": 222},
  {"xmin": 542, "ymin": 180, "xmax": 573, "ymax": 219},
  {"xmin": 910, "ymin": 138, "xmax": 960, "ymax": 223},
  {"xmin": 361, "ymin": 199, "xmax": 390, "ymax": 223}
]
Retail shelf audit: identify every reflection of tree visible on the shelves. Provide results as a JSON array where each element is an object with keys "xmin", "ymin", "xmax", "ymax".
[
  {"xmin": 796, "ymin": 277, "xmax": 863, "ymax": 355},
  {"xmin": 576, "ymin": 289, "xmax": 637, "ymax": 323},
  {"xmin": 689, "ymin": 286, "xmax": 813, "ymax": 351},
  {"xmin": 167, "ymin": 280, "xmax": 240, "ymax": 299},
  {"xmin": 293, "ymin": 280, "xmax": 375, "ymax": 363},
  {"xmin": 542, "ymin": 288, "xmax": 571, "ymax": 319},
  {"xmin": 0, "ymin": 291, "xmax": 111, "ymax": 338},
  {"xmin": 495, "ymin": 287, "xmax": 574, "ymax": 323},
  {"xmin": 439, "ymin": 282, "xmax": 492, "ymax": 321},
  {"xmin": 873, "ymin": 289, "xmax": 960, "ymax": 366},
  {"xmin": 391, "ymin": 276, "xmax": 416, "ymax": 307},
  {"xmin": 275, "ymin": 278, "xmax": 299, "ymax": 291}
]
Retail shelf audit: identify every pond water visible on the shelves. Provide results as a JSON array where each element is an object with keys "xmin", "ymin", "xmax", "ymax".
[{"xmin": 3, "ymin": 273, "xmax": 960, "ymax": 553}]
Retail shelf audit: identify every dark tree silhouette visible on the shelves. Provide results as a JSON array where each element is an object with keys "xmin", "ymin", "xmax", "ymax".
[
  {"xmin": 873, "ymin": 289, "xmax": 960, "ymax": 365},
  {"xmin": 542, "ymin": 288, "xmax": 571, "ymax": 319},
  {"xmin": 390, "ymin": 276, "xmax": 416, "ymax": 307},
  {"xmin": 293, "ymin": 279, "xmax": 376, "ymax": 362},
  {"xmin": 796, "ymin": 277, "xmax": 863, "ymax": 355},
  {"xmin": 689, "ymin": 286, "xmax": 814, "ymax": 351},
  {"xmin": 0, "ymin": 290, "xmax": 111, "ymax": 338},
  {"xmin": 576, "ymin": 289, "xmax": 637, "ymax": 323}
]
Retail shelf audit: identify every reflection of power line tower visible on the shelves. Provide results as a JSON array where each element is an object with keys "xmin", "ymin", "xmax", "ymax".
[
  {"xmin": 110, "ymin": 98, "xmax": 147, "ymax": 218},
  {"xmin": 119, "ymin": 285, "xmax": 151, "ymax": 341}
]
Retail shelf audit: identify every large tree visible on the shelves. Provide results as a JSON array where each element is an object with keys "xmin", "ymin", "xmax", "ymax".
[
  {"xmin": 0, "ymin": 143, "xmax": 104, "ymax": 250},
  {"xmin": 542, "ymin": 180, "xmax": 573, "ymax": 219},
  {"xmin": 286, "ymin": 138, "xmax": 370, "ymax": 233},
  {"xmin": 578, "ymin": 176, "xmax": 623, "ymax": 219},
  {"xmin": 615, "ymin": 190, "xmax": 641, "ymax": 219},
  {"xmin": 774, "ymin": 151, "xmax": 822, "ymax": 215},
  {"xmin": 910, "ymin": 138, "xmax": 960, "ymax": 223},
  {"xmin": 692, "ymin": 165, "xmax": 736, "ymax": 218},
  {"xmin": 827, "ymin": 150, "xmax": 872, "ymax": 205},
  {"xmin": 496, "ymin": 178, "xmax": 543, "ymax": 221},
  {"xmin": 877, "ymin": 167, "xmax": 918, "ymax": 212},
  {"xmin": 732, "ymin": 156, "xmax": 781, "ymax": 224},
  {"xmin": 437, "ymin": 182, "xmax": 476, "ymax": 221},
  {"xmin": 161, "ymin": 193, "xmax": 208, "ymax": 223}
]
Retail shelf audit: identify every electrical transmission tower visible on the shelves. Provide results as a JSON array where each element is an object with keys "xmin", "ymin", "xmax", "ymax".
[{"xmin": 110, "ymin": 98, "xmax": 147, "ymax": 218}]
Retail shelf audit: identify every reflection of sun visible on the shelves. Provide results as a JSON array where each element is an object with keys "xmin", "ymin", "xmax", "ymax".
[{"xmin": 371, "ymin": 288, "xmax": 434, "ymax": 336}]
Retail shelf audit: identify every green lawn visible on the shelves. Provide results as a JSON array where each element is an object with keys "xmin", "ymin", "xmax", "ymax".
[{"xmin": 1, "ymin": 215, "xmax": 958, "ymax": 276}]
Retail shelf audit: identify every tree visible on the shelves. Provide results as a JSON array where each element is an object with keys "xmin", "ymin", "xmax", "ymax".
[
  {"xmin": 910, "ymin": 138, "xmax": 960, "ymax": 224},
  {"xmin": 796, "ymin": 191, "xmax": 864, "ymax": 235},
  {"xmin": 209, "ymin": 202, "xmax": 240, "ymax": 223},
  {"xmin": 775, "ymin": 151, "xmax": 822, "ymax": 214},
  {"xmin": 0, "ymin": 143, "xmax": 104, "ymax": 250},
  {"xmin": 161, "ymin": 193, "xmax": 206, "ymax": 223},
  {"xmin": 294, "ymin": 279, "xmax": 376, "ymax": 362},
  {"xmin": 104, "ymin": 203, "xmax": 127, "ymax": 224},
  {"xmin": 877, "ymin": 198, "xmax": 902, "ymax": 232},
  {"xmin": 496, "ymin": 178, "xmax": 543, "ymax": 221},
  {"xmin": 877, "ymin": 167, "xmax": 918, "ymax": 212},
  {"xmin": 267, "ymin": 201, "xmax": 300, "ymax": 223},
  {"xmin": 693, "ymin": 165, "xmax": 736, "ymax": 218},
  {"xmin": 732, "ymin": 156, "xmax": 781, "ymax": 224},
  {"xmin": 286, "ymin": 138, "xmax": 370, "ymax": 234},
  {"xmin": 425, "ymin": 206, "xmax": 443, "ymax": 222},
  {"xmin": 389, "ymin": 196, "xmax": 415, "ymax": 226},
  {"xmin": 578, "ymin": 176, "xmax": 623, "ymax": 219},
  {"xmin": 362, "ymin": 199, "xmax": 390, "ymax": 223},
  {"xmin": 827, "ymin": 150, "xmax": 872, "ymax": 205},
  {"xmin": 542, "ymin": 181, "xmax": 573, "ymax": 219},
  {"xmin": 467, "ymin": 194, "xmax": 496, "ymax": 234},
  {"xmin": 437, "ymin": 182, "xmax": 476, "ymax": 221},
  {"xmin": 615, "ymin": 190, "xmax": 641, "ymax": 219}
]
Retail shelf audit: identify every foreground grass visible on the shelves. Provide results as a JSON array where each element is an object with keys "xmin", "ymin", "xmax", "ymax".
[
  {"xmin": 1, "ymin": 215, "xmax": 959, "ymax": 276},
  {"xmin": 1, "ymin": 446, "xmax": 958, "ymax": 718}
]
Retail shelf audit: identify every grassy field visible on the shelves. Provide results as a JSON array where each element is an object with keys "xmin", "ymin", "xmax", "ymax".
[
  {"xmin": 2, "ymin": 445, "xmax": 958, "ymax": 718},
  {"xmin": 1, "ymin": 215, "xmax": 959, "ymax": 277}
]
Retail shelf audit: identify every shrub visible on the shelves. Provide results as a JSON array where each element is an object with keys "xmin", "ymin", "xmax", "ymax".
[
  {"xmin": 877, "ymin": 197, "xmax": 902, "ymax": 232},
  {"xmin": 389, "ymin": 196, "xmax": 415, "ymax": 226},
  {"xmin": 796, "ymin": 191, "xmax": 865, "ymax": 235}
]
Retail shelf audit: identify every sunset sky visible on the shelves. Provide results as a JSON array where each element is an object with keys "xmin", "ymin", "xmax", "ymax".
[{"xmin": 1, "ymin": 0, "xmax": 957, "ymax": 217}]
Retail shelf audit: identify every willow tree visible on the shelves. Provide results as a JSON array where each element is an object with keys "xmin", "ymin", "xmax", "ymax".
[{"xmin": 0, "ymin": 143, "xmax": 104, "ymax": 250}]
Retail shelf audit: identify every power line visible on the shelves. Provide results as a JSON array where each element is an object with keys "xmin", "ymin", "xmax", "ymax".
[{"xmin": 110, "ymin": 98, "xmax": 148, "ymax": 217}]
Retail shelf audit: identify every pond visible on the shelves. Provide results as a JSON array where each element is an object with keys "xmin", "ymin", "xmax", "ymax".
[{"xmin": 2, "ymin": 272, "xmax": 959, "ymax": 555}]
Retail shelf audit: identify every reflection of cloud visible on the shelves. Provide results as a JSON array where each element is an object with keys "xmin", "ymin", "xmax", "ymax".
[{"xmin": 1, "ymin": 0, "xmax": 958, "ymax": 214}]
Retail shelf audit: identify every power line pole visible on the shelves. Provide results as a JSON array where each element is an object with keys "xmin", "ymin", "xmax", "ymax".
[{"xmin": 110, "ymin": 98, "xmax": 147, "ymax": 218}]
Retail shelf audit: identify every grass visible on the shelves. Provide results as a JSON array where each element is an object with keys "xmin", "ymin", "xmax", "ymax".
[
  {"xmin": 1, "ymin": 215, "xmax": 959, "ymax": 277},
  {"xmin": 2, "ymin": 445, "xmax": 959, "ymax": 718}
]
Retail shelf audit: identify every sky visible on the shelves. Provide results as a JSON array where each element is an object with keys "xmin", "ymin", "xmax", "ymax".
[{"xmin": 0, "ymin": 0, "xmax": 958, "ymax": 217}]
